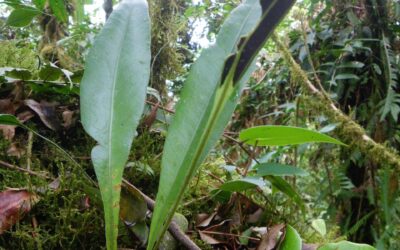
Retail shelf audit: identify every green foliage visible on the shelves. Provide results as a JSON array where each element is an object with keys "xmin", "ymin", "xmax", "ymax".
[
  {"xmin": 6, "ymin": 7, "xmax": 41, "ymax": 27},
  {"xmin": 219, "ymin": 177, "xmax": 265, "ymax": 192},
  {"xmin": 380, "ymin": 34, "xmax": 400, "ymax": 121},
  {"xmin": 239, "ymin": 126, "xmax": 346, "ymax": 146},
  {"xmin": 318, "ymin": 241, "xmax": 376, "ymax": 250},
  {"xmin": 80, "ymin": 1, "xmax": 151, "ymax": 249},
  {"xmin": 278, "ymin": 225, "xmax": 302, "ymax": 250},
  {"xmin": 49, "ymin": 0, "xmax": 69, "ymax": 23},
  {"xmin": 255, "ymin": 163, "xmax": 309, "ymax": 177},
  {"xmin": 148, "ymin": 1, "xmax": 295, "ymax": 248}
]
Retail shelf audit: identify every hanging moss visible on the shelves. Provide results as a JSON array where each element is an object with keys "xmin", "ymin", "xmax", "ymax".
[
  {"xmin": 273, "ymin": 34, "xmax": 400, "ymax": 171},
  {"xmin": 149, "ymin": 0, "xmax": 186, "ymax": 96}
]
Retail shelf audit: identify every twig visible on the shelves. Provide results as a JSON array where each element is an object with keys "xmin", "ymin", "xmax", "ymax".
[
  {"xmin": 200, "ymin": 230, "xmax": 260, "ymax": 241},
  {"xmin": 26, "ymin": 131, "xmax": 33, "ymax": 171},
  {"xmin": 0, "ymin": 160, "xmax": 51, "ymax": 179},
  {"xmin": 122, "ymin": 179, "xmax": 201, "ymax": 250}
]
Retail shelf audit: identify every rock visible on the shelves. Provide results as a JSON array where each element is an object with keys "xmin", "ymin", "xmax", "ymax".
[{"xmin": 158, "ymin": 213, "xmax": 189, "ymax": 250}]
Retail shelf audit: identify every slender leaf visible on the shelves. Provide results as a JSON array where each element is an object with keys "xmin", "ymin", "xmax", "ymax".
[
  {"xmin": 148, "ymin": 1, "xmax": 295, "ymax": 249},
  {"xmin": 239, "ymin": 125, "xmax": 345, "ymax": 146},
  {"xmin": 0, "ymin": 114, "xmax": 21, "ymax": 126},
  {"xmin": 219, "ymin": 177, "xmax": 265, "ymax": 192},
  {"xmin": 6, "ymin": 7, "xmax": 40, "ymax": 27},
  {"xmin": 80, "ymin": 1, "xmax": 151, "ymax": 249},
  {"xmin": 266, "ymin": 176, "xmax": 304, "ymax": 210},
  {"xmin": 334, "ymin": 74, "xmax": 360, "ymax": 80},
  {"xmin": 255, "ymin": 163, "xmax": 309, "ymax": 177}
]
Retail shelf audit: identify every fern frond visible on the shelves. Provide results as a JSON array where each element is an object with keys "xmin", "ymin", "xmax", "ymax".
[{"xmin": 380, "ymin": 34, "xmax": 400, "ymax": 121}]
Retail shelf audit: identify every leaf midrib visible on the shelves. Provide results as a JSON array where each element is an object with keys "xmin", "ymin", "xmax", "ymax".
[
  {"xmin": 152, "ymin": 1, "xmax": 262, "ymax": 247},
  {"xmin": 106, "ymin": 10, "xmax": 132, "ymax": 183}
]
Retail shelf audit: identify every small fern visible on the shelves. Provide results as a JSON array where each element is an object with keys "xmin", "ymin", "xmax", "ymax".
[
  {"xmin": 380, "ymin": 34, "xmax": 400, "ymax": 121},
  {"xmin": 346, "ymin": 211, "xmax": 375, "ymax": 237}
]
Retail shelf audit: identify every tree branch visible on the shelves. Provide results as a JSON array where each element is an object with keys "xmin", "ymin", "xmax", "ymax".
[{"xmin": 272, "ymin": 33, "xmax": 400, "ymax": 170}]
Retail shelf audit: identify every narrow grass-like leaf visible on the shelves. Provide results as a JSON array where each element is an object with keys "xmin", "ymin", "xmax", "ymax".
[
  {"xmin": 219, "ymin": 177, "xmax": 265, "ymax": 192},
  {"xmin": 266, "ymin": 176, "xmax": 305, "ymax": 210},
  {"xmin": 0, "ymin": 114, "xmax": 21, "ymax": 126},
  {"xmin": 255, "ymin": 163, "xmax": 309, "ymax": 177},
  {"xmin": 148, "ymin": 1, "xmax": 295, "ymax": 248},
  {"xmin": 80, "ymin": 1, "xmax": 150, "ymax": 249},
  {"xmin": 240, "ymin": 125, "xmax": 346, "ymax": 146}
]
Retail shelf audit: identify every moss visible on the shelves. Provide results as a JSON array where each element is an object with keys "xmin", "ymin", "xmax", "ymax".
[
  {"xmin": 273, "ymin": 34, "xmax": 400, "ymax": 171},
  {"xmin": 149, "ymin": 0, "xmax": 186, "ymax": 95},
  {"xmin": 0, "ymin": 41, "xmax": 38, "ymax": 71}
]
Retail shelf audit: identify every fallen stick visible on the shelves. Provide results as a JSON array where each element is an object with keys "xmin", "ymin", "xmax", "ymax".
[
  {"xmin": 0, "ymin": 160, "xmax": 51, "ymax": 179},
  {"xmin": 122, "ymin": 179, "xmax": 201, "ymax": 250}
]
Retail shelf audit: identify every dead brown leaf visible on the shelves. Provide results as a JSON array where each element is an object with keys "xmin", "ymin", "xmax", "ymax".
[
  {"xmin": 17, "ymin": 110, "xmax": 35, "ymax": 123},
  {"xmin": 256, "ymin": 224, "xmax": 285, "ymax": 250},
  {"xmin": 247, "ymin": 208, "xmax": 264, "ymax": 223},
  {"xmin": 0, "ymin": 98, "xmax": 18, "ymax": 140},
  {"xmin": 0, "ymin": 125, "xmax": 16, "ymax": 140},
  {"xmin": 62, "ymin": 110, "xmax": 76, "ymax": 129},
  {"xmin": 0, "ymin": 189, "xmax": 39, "ymax": 234},
  {"xmin": 197, "ymin": 212, "xmax": 218, "ymax": 228},
  {"xmin": 7, "ymin": 142, "xmax": 25, "ymax": 158},
  {"xmin": 199, "ymin": 231, "xmax": 223, "ymax": 245},
  {"xmin": 302, "ymin": 243, "xmax": 319, "ymax": 250},
  {"xmin": 24, "ymin": 99, "xmax": 60, "ymax": 131},
  {"xmin": 0, "ymin": 99, "xmax": 15, "ymax": 113}
]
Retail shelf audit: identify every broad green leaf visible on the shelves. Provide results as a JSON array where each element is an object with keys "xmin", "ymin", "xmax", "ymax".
[
  {"xmin": 4, "ymin": 68, "xmax": 32, "ymax": 80},
  {"xmin": 39, "ymin": 64, "xmax": 63, "ymax": 81},
  {"xmin": 239, "ymin": 126, "xmax": 345, "ymax": 146},
  {"xmin": 119, "ymin": 187, "xmax": 148, "ymax": 244},
  {"xmin": 219, "ymin": 177, "xmax": 265, "ymax": 192},
  {"xmin": 6, "ymin": 7, "xmax": 41, "ymax": 27},
  {"xmin": 278, "ymin": 225, "xmax": 302, "ymax": 250},
  {"xmin": 266, "ymin": 176, "xmax": 304, "ymax": 210},
  {"xmin": 32, "ymin": 0, "xmax": 46, "ymax": 9},
  {"xmin": 49, "ymin": 0, "xmax": 68, "ymax": 23},
  {"xmin": 311, "ymin": 219, "xmax": 326, "ymax": 236},
  {"xmin": 255, "ymin": 163, "xmax": 309, "ymax": 177},
  {"xmin": 80, "ymin": 1, "xmax": 151, "ymax": 249},
  {"xmin": 318, "ymin": 241, "xmax": 375, "ymax": 250},
  {"xmin": 148, "ymin": 1, "xmax": 295, "ymax": 249}
]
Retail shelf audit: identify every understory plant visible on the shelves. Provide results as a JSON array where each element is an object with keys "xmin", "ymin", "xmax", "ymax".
[
  {"xmin": 79, "ymin": 0, "xmax": 298, "ymax": 248},
  {"xmin": 76, "ymin": 0, "xmax": 375, "ymax": 249}
]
